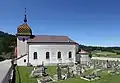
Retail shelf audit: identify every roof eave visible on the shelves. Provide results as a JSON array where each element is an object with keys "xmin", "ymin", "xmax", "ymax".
[{"xmin": 27, "ymin": 42, "xmax": 78, "ymax": 44}]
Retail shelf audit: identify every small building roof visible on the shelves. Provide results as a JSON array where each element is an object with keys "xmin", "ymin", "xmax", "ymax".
[
  {"xmin": 78, "ymin": 49, "xmax": 88, "ymax": 54},
  {"xmin": 27, "ymin": 35, "xmax": 78, "ymax": 44}
]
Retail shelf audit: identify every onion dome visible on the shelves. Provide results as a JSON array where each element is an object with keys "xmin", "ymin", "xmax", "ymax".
[
  {"xmin": 16, "ymin": 8, "xmax": 32, "ymax": 36},
  {"xmin": 17, "ymin": 23, "xmax": 32, "ymax": 36}
]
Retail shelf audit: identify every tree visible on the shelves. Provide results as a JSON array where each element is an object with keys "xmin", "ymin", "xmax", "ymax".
[
  {"xmin": 89, "ymin": 53, "xmax": 92, "ymax": 58},
  {"xmin": 0, "ymin": 31, "xmax": 16, "ymax": 59},
  {"xmin": 0, "ymin": 56, "xmax": 5, "ymax": 61},
  {"xmin": 116, "ymin": 52, "xmax": 120, "ymax": 55}
]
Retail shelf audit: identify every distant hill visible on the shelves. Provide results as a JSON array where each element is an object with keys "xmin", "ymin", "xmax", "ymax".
[
  {"xmin": 0, "ymin": 31, "xmax": 15, "ymax": 37},
  {"xmin": 0, "ymin": 31, "xmax": 16, "ymax": 60},
  {"xmin": 79, "ymin": 44, "xmax": 120, "ymax": 53}
]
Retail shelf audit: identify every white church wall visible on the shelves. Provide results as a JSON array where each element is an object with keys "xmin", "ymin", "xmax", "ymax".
[
  {"xmin": 17, "ymin": 55, "xmax": 28, "ymax": 66},
  {"xmin": 17, "ymin": 36, "xmax": 29, "ymax": 66},
  {"xmin": 80, "ymin": 54, "xmax": 91, "ymax": 65},
  {"xmin": 28, "ymin": 44, "xmax": 77, "ymax": 66},
  {"xmin": 17, "ymin": 37, "xmax": 29, "ymax": 57}
]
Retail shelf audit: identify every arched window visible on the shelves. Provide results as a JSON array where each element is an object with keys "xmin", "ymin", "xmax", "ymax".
[
  {"xmin": 58, "ymin": 51, "xmax": 61, "ymax": 59},
  {"xmin": 22, "ymin": 38, "xmax": 25, "ymax": 42},
  {"xmin": 33, "ymin": 52, "xmax": 37, "ymax": 59},
  {"xmin": 68, "ymin": 51, "xmax": 72, "ymax": 58},
  {"xmin": 46, "ymin": 52, "xmax": 50, "ymax": 59},
  {"xmin": 24, "ymin": 59, "xmax": 26, "ymax": 62}
]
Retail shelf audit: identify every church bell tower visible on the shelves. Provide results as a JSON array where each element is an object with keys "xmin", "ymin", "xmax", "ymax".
[{"xmin": 16, "ymin": 8, "xmax": 32, "ymax": 65}]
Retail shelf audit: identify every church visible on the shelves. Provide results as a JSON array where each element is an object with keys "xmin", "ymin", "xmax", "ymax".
[{"xmin": 15, "ymin": 12, "xmax": 79, "ymax": 66}]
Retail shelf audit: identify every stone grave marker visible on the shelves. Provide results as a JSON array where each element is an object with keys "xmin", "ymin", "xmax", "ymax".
[{"xmin": 30, "ymin": 64, "xmax": 48, "ymax": 78}]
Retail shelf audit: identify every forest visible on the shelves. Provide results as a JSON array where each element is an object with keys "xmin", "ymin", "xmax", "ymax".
[{"xmin": 0, "ymin": 31, "xmax": 16, "ymax": 61}]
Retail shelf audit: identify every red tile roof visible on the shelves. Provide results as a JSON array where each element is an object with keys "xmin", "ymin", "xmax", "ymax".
[{"xmin": 27, "ymin": 35, "xmax": 77, "ymax": 44}]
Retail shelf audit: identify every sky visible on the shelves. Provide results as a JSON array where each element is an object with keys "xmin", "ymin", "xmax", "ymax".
[{"xmin": 0, "ymin": 0, "xmax": 120, "ymax": 47}]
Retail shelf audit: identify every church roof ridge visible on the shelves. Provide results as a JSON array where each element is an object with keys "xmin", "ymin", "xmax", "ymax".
[
  {"xmin": 35, "ymin": 35, "xmax": 69, "ymax": 37},
  {"xmin": 27, "ymin": 35, "xmax": 77, "ymax": 44}
]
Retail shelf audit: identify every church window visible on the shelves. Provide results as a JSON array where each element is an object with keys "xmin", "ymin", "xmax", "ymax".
[
  {"xmin": 22, "ymin": 38, "xmax": 25, "ymax": 42},
  {"xmin": 46, "ymin": 52, "xmax": 50, "ymax": 59},
  {"xmin": 68, "ymin": 51, "xmax": 72, "ymax": 58},
  {"xmin": 57, "ymin": 51, "xmax": 61, "ymax": 59},
  {"xmin": 33, "ymin": 52, "xmax": 37, "ymax": 59},
  {"xmin": 24, "ymin": 59, "xmax": 26, "ymax": 62}
]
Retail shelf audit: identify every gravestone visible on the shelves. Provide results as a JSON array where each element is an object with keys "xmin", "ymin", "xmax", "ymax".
[
  {"xmin": 67, "ymin": 66, "xmax": 70, "ymax": 78},
  {"xmin": 30, "ymin": 64, "xmax": 48, "ymax": 78},
  {"xmin": 55, "ymin": 63, "xmax": 80, "ymax": 81},
  {"xmin": 57, "ymin": 64, "xmax": 62, "ymax": 80},
  {"xmin": 37, "ymin": 76, "xmax": 53, "ymax": 83}
]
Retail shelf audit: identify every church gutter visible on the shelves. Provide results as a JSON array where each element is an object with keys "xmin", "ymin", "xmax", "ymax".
[{"xmin": 27, "ymin": 42, "xmax": 79, "ymax": 45}]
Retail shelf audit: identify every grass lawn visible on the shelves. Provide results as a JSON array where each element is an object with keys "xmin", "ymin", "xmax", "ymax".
[
  {"xmin": 15, "ymin": 66, "xmax": 37, "ymax": 83},
  {"xmin": 82, "ymin": 69, "xmax": 94, "ymax": 76},
  {"xmin": 55, "ymin": 72, "xmax": 120, "ymax": 83},
  {"xmin": 46, "ymin": 66, "xmax": 56, "ymax": 77},
  {"xmin": 15, "ymin": 66, "xmax": 120, "ymax": 83},
  {"xmin": 15, "ymin": 66, "xmax": 57, "ymax": 83}
]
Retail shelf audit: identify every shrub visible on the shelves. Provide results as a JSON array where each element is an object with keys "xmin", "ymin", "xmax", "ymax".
[
  {"xmin": 116, "ymin": 52, "xmax": 120, "ymax": 55},
  {"xmin": 89, "ymin": 54, "xmax": 92, "ymax": 58},
  {"xmin": 0, "ymin": 56, "xmax": 5, "ymax": 61}
]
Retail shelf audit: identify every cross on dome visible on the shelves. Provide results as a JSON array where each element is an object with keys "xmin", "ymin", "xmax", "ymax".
[{"xmin": 24, "ymin": 8, "xmax": 27, "ymax": 23}]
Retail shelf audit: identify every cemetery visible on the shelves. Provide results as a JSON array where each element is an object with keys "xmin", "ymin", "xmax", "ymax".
[{"xmin": 16, "ymin": 60, "xmax": 120, "ymax": 83}]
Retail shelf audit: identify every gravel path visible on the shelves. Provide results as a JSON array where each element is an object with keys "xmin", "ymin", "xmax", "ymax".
[{"xmin": 0, "ymin": 60, "xmax": 12, "ymax": 83}]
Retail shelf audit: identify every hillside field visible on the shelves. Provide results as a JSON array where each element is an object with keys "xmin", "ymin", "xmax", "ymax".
[{"xmin": 91, "ymin": 51, "xmax": 120, "ymax": 58}]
